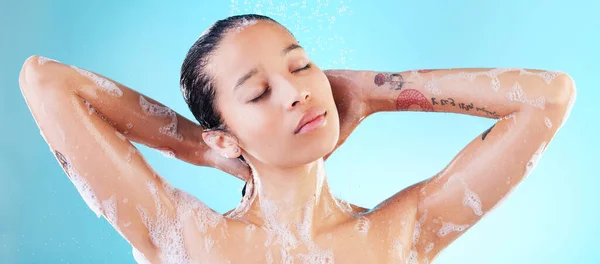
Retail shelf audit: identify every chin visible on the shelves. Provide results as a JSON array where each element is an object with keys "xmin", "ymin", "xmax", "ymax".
[{"xmin": 303, "ymin": 118, "xmax": 340, "ymax": 163}]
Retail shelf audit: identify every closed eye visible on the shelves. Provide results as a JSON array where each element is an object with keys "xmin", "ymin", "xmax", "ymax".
[
  {"xmin": 249, "ymin": 86, "xmax": 270, "ymax": 103},
  {"xmin": 248, "ymin": 63, "xmax": 312, "ymax": 103},
  {"xmin": 293, "ymin": 63, "xmax": 312, "ymax": 73}
]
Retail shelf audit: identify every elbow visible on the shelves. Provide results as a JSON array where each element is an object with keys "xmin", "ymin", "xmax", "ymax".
[
  {"xmin": 545, "ymin": 73, "xmax": 576, "ymax": 128},
  {"xmin": 547, "ymin": 73, "xmax": 577, "ymax": 109},
  {"xmin": 19, "ymin": 55, "xmax": 65, "ymax": 90},
  {"xmin": 19, "ymin": 55, "xmax": 40, "ymax": 89}
]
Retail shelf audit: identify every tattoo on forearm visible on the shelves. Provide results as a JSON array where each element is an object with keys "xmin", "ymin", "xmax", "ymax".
[
  {"xmin": 431, "ymin": 97, "xmax": 500, "ymax": 119},
  {"xmin": 481, "ymin": 124, "xmax": 496, "ymax": 140},
  {"xmin": 374, "ymin": 73, "xmax": 406, "ymax": 90},
  {"xmin": 54, "ymin": 150, "xmax": 74, "ymax": 179},
  {"xmin": 396, "ymin": 89, "xmax": 434, "ymax": 111}
]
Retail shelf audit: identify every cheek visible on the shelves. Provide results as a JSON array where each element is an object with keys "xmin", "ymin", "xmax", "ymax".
[{"xmin": 237, "ymin": 109, "xmax": 283, "ymax": 140}]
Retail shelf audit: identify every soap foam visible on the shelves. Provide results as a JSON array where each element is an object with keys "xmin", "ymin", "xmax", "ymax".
[
  {"xmin": 412, "ymin": 210, "xmax": 428, "ymax": 245},
  {"xmin": 436, "ymin": 222, "xmax": 469, "ymax": 237},
  {"xmin": 406, "ymin": 250, "xmax": 418, "ymax": 264},
  {"xmin": 101, "ymin": 194, "xmax": 119, "ymax": 227},
  {"xmin": 519, "ymin": 69, "xmax": 564, "ymax": 84},
  {"xmin": 55, "ymin": 151, "xmax": 103, "ymax": 218},
  {"xmin": 295, "ymin": 200, "xmax": 335, "ymax": 264},
  {"xmin": 392, "ymin": 239, "xmax": 404, "ymax": 260},
  {"xmin": 37, "ymin": 56, "xmax": 58, "ymax": 65},
  {"xmin": 507, "ymin": 82, "xmax": 546, "ymax": 110},
  {"xmin": 136, "ymin": 181, "xmax": 193, "ymax": 264},
  {"xmin": 139, "ymin": 95, "xmax": 184, "ymax": 142},
  {"xmin": 132, "ymin": 247, "xmax": 151, "ymax": 264},
  {"xmin": 125, "ymin": 147, "xmax": 137, "ymax": 163},
  {"xmin": 231, "ymin": 17, "xmax": 259, "ymax": 33},
  {"xmin": 158, "ymin": 149, "xmax": 176, "ymax": 158},
  {"xmin": 115, "ymin": 131, "xmax": 127, "ymax": 141},
  {"xmin": 83, "ymin": 100, "xmax": 96, "ymax": 115},
  {"xmin": 71, "ymin": 66, "xmax": 123, "ymax": 97},
  {"xmin": 462, "ymin": 185, "xmax": 483, "ymax": 216},
  {"xmin": 333, "ymin": 198, "xmax": 353, "ymax": 215},
  {"xmin": 424, "ymin": 242, "xmax": 434, "ymax": 253},
  {"xmin": 354, "ymin": 216, "xmax": 370, "ymax": 235}
]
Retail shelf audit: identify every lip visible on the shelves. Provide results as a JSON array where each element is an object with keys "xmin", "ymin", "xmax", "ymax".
[{"xmin": 295, "ymin": 108, "xmax": 327, "ymax": 134}]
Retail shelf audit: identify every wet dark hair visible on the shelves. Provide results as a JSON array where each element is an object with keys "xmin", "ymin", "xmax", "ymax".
[{"xmin": 180, "ymin": 14, "xmax": 290, "ymax": 197}]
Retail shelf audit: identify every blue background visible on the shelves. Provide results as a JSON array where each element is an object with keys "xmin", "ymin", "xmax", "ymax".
[{"xmin": 1, "ymin": 0, "xmax": 597, "ymax": 263}]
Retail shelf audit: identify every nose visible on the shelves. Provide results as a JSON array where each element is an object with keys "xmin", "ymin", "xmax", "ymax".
[
  {"xmin": 272, "ymin": 74, "xmax": 311, "ymax": 109},
  {"xmin": 291, "ymin": 89, "xmax": 310, "ymax": 108}
]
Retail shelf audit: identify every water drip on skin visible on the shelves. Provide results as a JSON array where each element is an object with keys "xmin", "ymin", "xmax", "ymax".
[
  {"xmin": 544, "ymin": 117, "xmax": 553, "ymax": 128},
  {"xmin": 423, "ymin": 68, "xmax": 519, "ymax": 95},
  {"xmin": 524, "ymin": 142, "xmax": 547, "ymax": 179}
]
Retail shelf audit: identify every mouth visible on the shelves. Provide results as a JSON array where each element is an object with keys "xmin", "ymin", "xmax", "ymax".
[{"xmin": 295, "ymin": 108, "xmax": 327, "ymax": 134}]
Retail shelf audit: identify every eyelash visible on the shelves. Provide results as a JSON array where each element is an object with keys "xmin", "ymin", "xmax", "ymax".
[{"xmin": 249, "ymin": 63, "xmax": 312, "ymax": 103}]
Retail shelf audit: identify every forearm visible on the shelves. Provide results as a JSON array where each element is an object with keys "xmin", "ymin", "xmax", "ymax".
[
  {"xmin": 23, "ymin": 56, "xmax": 204, "ymax": 163},
  {"xmin": 362, "ymin": 68, "xmax": 574, "ymax": 119}
]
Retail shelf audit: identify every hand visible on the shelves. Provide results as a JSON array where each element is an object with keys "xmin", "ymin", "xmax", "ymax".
[
  {"xmin": 201, "ymin": 147, "xmax": 252, "ymax": 181},
  {"xmin": 174, "ymin": 132, "xmax": 252, "ymax": 181},
  {"xmin": 323, "ymin": 70, "xmax": 372, "ymax": 160}
]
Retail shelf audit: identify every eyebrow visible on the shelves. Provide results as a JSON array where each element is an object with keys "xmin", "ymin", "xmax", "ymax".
[{"xmin": 233, "ymin": 43, "xmax": 303, "ymax": 91}]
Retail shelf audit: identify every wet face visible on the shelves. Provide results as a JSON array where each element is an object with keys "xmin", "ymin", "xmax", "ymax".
[{"xmin": 207, "ymin": 20, "xmax": 339, "ymax": 168}]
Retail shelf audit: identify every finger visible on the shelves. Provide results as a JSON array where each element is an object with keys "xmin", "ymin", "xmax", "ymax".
[{"xmin": 204, "ymin": 152, "xmax": 251, "ymax": 181}]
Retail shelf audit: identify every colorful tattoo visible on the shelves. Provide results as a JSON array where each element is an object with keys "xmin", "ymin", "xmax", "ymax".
[
  {"xmin": 396, "ymin": 89, "xmax": 434, "ymax": 111},
  {"xmin": 374, "ymin": 73, "xmax": 406, "ymax": 90}
]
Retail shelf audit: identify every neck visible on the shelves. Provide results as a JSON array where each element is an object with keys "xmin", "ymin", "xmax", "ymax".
[{"xmin": 227, "ymin": 158, "xmax": 350, "ymax": 233}]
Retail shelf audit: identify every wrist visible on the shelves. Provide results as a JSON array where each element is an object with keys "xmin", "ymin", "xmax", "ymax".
[
  {"xmin": 361, "ymin": 70, "xmax": 397, "ymax": 114},
  {"xmin": 178, "ymin": 122, "xmax": 208, "ymax": 164}
]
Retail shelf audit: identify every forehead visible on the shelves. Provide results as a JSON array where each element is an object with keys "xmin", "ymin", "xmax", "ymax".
[{"xmin": 208, "ymin": 21, "xmax": 298, "ymax": 88}]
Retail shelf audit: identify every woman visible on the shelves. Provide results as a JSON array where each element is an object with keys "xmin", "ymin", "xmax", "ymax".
[{"xmin": 19, "ymin": 14, "xmax": 575, "ymax": 264}]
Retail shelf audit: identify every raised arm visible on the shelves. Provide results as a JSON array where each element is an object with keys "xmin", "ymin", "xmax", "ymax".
[
  {"xmin": 359, "ymin": 68, "xmax": 576, "ymax": 262},
  {"xmin": 19, "ymin": 56, "xmax": 231, "ymax": 262}
]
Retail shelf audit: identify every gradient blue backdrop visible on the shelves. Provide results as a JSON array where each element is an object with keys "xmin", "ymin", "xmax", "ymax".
[{"xmin": 1, "ymin": 0, "xmax": 597, "ymax": 263}]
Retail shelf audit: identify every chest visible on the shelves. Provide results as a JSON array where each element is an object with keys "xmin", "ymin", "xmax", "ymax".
[{"xmin": 187, "ymin": 223, "xmax": 410, "ymax": 264}]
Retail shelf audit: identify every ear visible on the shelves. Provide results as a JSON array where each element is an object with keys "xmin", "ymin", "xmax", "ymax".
[{"xmin": 202, "ymin": 130, "xmax": 241, "ymax": 159}]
